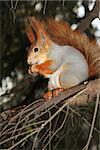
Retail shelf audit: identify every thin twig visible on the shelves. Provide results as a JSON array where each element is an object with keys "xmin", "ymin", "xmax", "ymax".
[
  {"xmin": 0, "ymin": 128, "xmax": 38, "ymax": 146},
  {"xmin": 49, "ymin": 111, "xmax": 52, "ymax": 150},
  {"xmin": 68, "ymin": 107, "xmax": 100, "ymax": 134},
  {"xmin": 43, "ymin": 0, "xmax": 47, "ymax": 15},
  {"xmin": 7, "ymin": 128, "xmax": 39, "ymax": 150},
  {"xmin": 14, "ymin": 0, "xmax": 19, "ymax": 10},
  {"xmin": 82, "ymin": 94, "xmax": 99, "ymax": 150},
  {"xmin": 0, "ymin": 120, "xmax": 45, "ymax": 137},
  {"xmin": 52, "ymin": 112, "xmax": 60, "ymax": 133},
  {"xmin": 43, "ymin": 107, "xmax": 69, "ymax": 150},
  {"xmin": 0, "ymin": 99, "xmax": 43, "ymax": 136},
  {"xmin": 11, "ymin": 109, "xmax": 23, "ymax": 138},
  {"xmin": 62, "ymin": 0, "xmax": 65, "ymax": 6}
]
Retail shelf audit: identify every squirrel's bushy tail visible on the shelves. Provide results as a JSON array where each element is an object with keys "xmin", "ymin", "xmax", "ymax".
[{"xmin": 45, "ymin": 18, "xmax": 100, "ymax": 77}]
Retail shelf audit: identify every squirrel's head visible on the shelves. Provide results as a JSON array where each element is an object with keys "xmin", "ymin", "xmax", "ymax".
[{"xmin": 25, "ymin": 17, "xmax": 51, "ymax": 65}]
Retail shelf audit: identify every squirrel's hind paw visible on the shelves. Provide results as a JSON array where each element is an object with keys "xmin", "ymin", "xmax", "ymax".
[{"xmin": 43, "ymin": 88, "xmax": 64, "ymax": 101}]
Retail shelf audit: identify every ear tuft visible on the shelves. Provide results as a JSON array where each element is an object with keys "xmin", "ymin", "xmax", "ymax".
[{"xmin": 25, "ymin": 23, "xmax": 36, "ymax": 43}]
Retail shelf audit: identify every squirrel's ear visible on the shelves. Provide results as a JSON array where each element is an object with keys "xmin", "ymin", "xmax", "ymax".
[
  {"xmin": 26, "ymin": 16, "xmax": 47, "ymax": 45},
  {"xmin": 25, "ymin": 23, "xmax": 36, "ymax": 44},
  {"xmin": 40, "ymin": 32, "xmax": 46, "ymax": 46},
  {"xmin": 26, "ymin": 17, "xmax": 41, "ymax": 44}
]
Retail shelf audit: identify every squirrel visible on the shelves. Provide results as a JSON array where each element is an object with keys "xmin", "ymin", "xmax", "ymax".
[{"xmin": 25, "ymin": 16, "xmax": 100, "ymax": 101}]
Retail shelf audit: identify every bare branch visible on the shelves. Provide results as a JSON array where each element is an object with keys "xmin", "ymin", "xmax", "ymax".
[
  {"xmin": 77, "ymin": 0, "xmax": 100, "ymax": 32},
  {"xmin": 43, "ymin": 0, "xmax": 48, "ymax": 15},
  {"xmin": 82, "ymin": 94, "xmax": 99, "ymax": 150}
]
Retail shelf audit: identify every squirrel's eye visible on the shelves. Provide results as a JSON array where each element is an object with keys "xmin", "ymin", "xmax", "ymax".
[{"xmin": 34, "ymin": 47, "xmax": 39, "ymax": 53}]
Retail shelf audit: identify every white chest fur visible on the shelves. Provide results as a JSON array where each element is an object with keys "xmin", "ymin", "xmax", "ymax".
[{"xmin": 47, "ymin": 43, "xmax": 88, "ymax": 90}]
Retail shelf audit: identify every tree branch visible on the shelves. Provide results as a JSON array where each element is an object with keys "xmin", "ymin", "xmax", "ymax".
[{"xmin": 77, "ymin": 0, "xmax": 100, "ymax": 32}]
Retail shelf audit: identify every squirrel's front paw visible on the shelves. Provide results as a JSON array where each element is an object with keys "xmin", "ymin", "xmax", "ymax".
[{"xmin": 28, "ymin": 65, "xmax": 38, "ymax": 75}]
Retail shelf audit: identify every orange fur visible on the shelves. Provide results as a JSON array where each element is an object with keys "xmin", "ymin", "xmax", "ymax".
[
  {"xmin": 25, "ymin": 25, "xmax": 35, "ymax": 43},
  {"xmin": 35, "ymin": 60, "xmax": 54, "ymax": 76},
  {"xmin": 45, "ymin": 18, "xmax": 100, "ymax": 77},
  {"xmin": 26, "ymin": 17, "xmax": 50, "ymax": 46},
  {"xmin": 27, "ymin": 17, "xmax": 41, "ymax": 44},
  {"xmin": 26, "ymin": 17, "xmax": 100, "ymax": 78},
  {"xmin": 26, "ymin": 17, "xmax": 100, "ymax": 102}
]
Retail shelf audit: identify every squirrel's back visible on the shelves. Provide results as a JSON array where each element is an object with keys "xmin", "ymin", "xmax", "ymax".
[
  {"xmin": 48, "ymin": 42, "xmax": 88, "ymax": 86},
  {"xmin": 45, "ymin": 18, "xmax": 100, "ymax": 78}
]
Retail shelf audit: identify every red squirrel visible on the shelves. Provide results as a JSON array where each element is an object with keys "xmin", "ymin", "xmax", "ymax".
[{"xmin": 25, "ymin": 17, "xmax": 100, "ymax": 101}]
